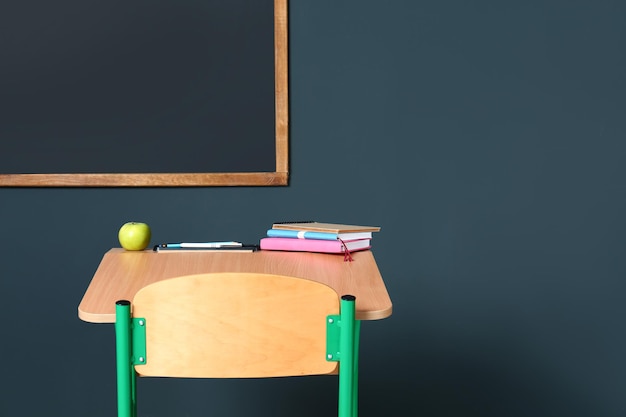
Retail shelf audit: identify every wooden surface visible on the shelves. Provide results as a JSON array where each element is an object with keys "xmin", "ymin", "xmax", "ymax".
[
  {"xmin": 133, "ymin": 273, "xmax": 339, "ymax": 378},
  {"xmin": 274, "ymin": 0, "xmax": 289, "ymax": 178},
  {"xmin": 78, "ymin": 249, "xmax": 392, "ymax": 323},
  {"xmin": 0, "ymin": 172, "xmax": 289, "ymax": 187}
]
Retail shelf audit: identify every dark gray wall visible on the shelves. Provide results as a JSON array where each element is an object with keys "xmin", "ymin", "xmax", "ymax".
[{"xmin": 1, "ymin": 1, "xmax": 625, "ymax": 416}]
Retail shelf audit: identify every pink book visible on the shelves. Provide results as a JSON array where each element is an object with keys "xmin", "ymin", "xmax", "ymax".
[{"xmin": 259, "ymin": 237, "xmax": 371, "ymax": 254}]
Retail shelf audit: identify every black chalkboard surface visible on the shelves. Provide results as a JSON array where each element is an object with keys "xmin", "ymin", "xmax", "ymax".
[{"xmin": 0, "ymin": 0, "xmax": 288, "ymax": 186}]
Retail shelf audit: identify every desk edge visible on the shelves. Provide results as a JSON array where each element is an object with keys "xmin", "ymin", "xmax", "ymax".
[{"xmin": 78, "ymin": 305, "xmax": 393, "ymax": 324}]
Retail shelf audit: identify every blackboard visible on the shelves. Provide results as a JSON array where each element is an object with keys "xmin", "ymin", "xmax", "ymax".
[{"xmin": 0, "ymin": 0, "xmax": 288, "ymax": 186}]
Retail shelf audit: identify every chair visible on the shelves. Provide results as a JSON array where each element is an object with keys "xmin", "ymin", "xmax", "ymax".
[{"xmin": 115, "ymin": 272, "xmax": 360, "ymax": 417}]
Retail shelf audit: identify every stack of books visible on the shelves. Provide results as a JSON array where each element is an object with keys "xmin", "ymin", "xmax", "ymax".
[{"xmin": 259, "ymin": 222, "xmax": 380, "ymax": 258}]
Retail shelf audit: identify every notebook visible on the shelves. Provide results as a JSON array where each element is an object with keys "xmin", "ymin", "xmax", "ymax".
[
  {"xmin": 259, "ymin": 237, "xmax": 371, "ymax": 254},
  {"xmin": 271, "ymin": 222, "xmax": 380, "ymax": 234}
]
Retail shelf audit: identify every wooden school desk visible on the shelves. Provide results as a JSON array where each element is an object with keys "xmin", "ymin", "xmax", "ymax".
[
  {"xmin": 79, "ymin": 248, "xmax": 391, "ymax": 417},
  {"xmin": 78, "ymin": 248, "xmax": 393, "ymax": 323}
]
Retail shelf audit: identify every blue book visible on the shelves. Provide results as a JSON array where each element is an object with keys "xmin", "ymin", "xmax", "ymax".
[{"xmin": 266, "ymin": 229, "xmax": 373, "ymax": 241}]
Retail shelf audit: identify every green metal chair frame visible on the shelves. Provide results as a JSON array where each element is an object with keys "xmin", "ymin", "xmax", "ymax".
[{"xmin": 114, "ymin": 273, "xmax": 360, "ymax": 417}]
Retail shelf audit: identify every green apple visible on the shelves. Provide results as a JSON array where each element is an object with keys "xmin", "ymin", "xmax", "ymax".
[{"xmin": 118, "ymin": 222, "xmax": 151, "ymax": 251}]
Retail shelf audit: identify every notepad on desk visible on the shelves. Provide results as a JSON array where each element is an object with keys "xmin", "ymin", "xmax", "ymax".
[
  {"xmin": 154, "ymin": 246, "xmax": 258, "ymax": 253},
  {"xmin": 270, "ymin": 222, "xmax": 380, "ymax": 240},
  {"xmin": 259, "ymin": 237, "xmax": 371, "ymax": 254},
  {"xmin": 153, "ymin": 241, "xmax": 258, "ymax": 253},
  {"xmin": 261, "ymin": 221, "xmax": 380, "ymax": 260}
]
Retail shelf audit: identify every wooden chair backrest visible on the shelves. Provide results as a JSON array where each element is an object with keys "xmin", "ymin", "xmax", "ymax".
[{"xmin": 132, "ymin": 273, "xmax": 339, "ymax": 378}]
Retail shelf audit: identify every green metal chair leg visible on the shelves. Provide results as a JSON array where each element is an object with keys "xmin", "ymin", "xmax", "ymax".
[
  {"xmin": 115, "ymin": 300, "xmax": 136, "ymax": 417},
  {"xmin": 353, "ymin": 320, "xmax": 361, "ymax": 417},
  {"xmin": 339, "ymin": 295, "xmax": 357, "ymax": 417}
]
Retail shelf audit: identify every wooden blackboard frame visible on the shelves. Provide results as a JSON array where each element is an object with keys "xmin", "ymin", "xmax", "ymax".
[{"xmin": 0, "ymin": 0, "xmax": 288, "ymax": 187}]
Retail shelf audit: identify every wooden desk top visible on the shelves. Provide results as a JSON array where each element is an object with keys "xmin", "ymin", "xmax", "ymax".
[{"xmin": 78, "ymin": 248, "xmax": 393, "ymax": 323}]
